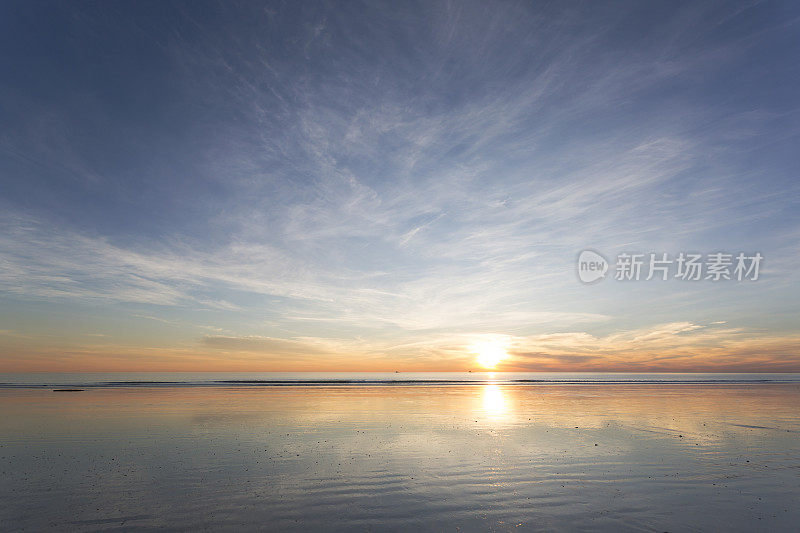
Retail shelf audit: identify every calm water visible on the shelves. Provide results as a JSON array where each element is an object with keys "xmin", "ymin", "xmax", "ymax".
[{"xmin": 1, "ymin": 376, "xmax": 799, "ymax": 531}]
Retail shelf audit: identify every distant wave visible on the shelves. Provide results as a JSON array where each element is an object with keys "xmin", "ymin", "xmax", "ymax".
[
  {"xmin": 213, "ymin": 378, "xmax": 793, "ymax": 385},
  {"xmin": 2, "ymin": 373, "xmax": 800, "ymax": 388}
]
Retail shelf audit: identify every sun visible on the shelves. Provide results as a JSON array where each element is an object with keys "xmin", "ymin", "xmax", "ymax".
[{"xmin": 472, "ymin": 340, "xmax": 508, "ymax": 369}]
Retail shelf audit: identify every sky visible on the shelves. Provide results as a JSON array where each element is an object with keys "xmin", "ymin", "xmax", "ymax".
[{"xmin": 1, "ymin": 0, "xmax": 799, "ymax": 372}]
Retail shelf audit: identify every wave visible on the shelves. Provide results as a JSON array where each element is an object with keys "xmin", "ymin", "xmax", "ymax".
[{"xmin": 2, "ymin": 372, "xmax": 800, "ymax": 388}]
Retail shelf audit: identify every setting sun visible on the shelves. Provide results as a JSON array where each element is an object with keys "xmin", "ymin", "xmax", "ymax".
[{"xmin": 473, "ymin": 341, "xmax": 508, "ymax": 369}]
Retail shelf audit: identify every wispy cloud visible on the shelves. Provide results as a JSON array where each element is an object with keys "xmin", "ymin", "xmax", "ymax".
[{"xmin": 505, "ymin": 322, "xmax": 800, "ymax": 372}]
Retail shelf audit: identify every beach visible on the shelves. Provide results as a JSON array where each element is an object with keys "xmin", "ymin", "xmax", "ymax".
[
  {"xmin": 3, "ymin": 1, "xmax": 800, "ymax": 530},
  {"xmin": 1, "ymin": 378, "xmax": 799, "ymax": 531}
]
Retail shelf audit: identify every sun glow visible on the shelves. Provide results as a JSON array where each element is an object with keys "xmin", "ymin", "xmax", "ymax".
[{"xmin": 472, "ymin": 340, "xmax": 508, "ymax": 369}]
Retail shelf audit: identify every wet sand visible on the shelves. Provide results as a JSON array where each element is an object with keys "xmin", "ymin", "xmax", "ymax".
[{"xmin": 1, "ymin": 383, "xmax": 799, "ymax": 531}]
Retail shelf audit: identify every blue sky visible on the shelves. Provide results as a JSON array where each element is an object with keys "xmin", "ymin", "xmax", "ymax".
[{"xmin": 1, "ymin": 1, "xmax": 799, "ymax": 371}]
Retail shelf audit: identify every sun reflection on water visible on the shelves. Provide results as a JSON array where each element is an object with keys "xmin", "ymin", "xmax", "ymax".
[{"xmin": 481, "ymin": 384, "xmax": 509, "ymax": 420}]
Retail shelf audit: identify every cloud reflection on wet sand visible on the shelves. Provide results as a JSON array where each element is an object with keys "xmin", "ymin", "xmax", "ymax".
[{"xmin": 1, "ymin": 384, "xmax": 799, "ymax": 530}]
